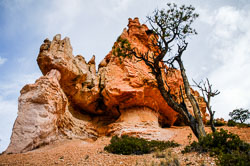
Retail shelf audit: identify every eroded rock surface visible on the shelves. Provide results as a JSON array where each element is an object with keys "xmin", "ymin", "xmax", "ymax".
[
  {"xmin": 6, "ymin": 18, "xmax": 207, "ymax": 154},
  {"xmin": 6, "ymin": 70, "xmax": 66, "ymax": 153},
  {"xmin": 37, "ymin": 35, "xmax": 100, "ymax": 114}
]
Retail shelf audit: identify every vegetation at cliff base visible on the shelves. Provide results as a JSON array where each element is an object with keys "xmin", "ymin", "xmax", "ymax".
[
  {"xmin": 182, "ymin": 128, "xmax": 250, "ymax": 166},
  {"xmin": 227, "ymin": 119, "xmax": 237, "ymax": 126},
  {"xmin": 104, "ymin": 135, "xmax": 179, "ymax": 155}
]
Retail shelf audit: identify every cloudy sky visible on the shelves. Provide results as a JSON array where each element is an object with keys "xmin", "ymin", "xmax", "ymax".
[{"xmin": 0, "ymin": 0, "xmax": 249, "ymax": 152}]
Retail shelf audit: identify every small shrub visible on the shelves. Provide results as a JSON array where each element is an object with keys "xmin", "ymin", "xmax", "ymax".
[
  {"xmin": 182, "ymin": 129, "xmax": 250, "ymax": 166},
  {"xmin": 187, "ymin": 133, "xmax": 192, "ymax": 145},
  {"xmin": 205, "ymin": 120, "xmax": 211, "ymax": 125},
  {"xmin": 149, "ymin": 139, "xmax": 180, "ymax": 151},
  {"xmin": 152, "ymin": 149, "xmax": 180, "ymax": 166},
  {"xmin": 227, "ymin": 120, "xmax": 249, "ymax": 128},
  {"xmin": 158, "ymin": 158, "xmax": 180, "ymax": 166},
  {"xmin": 227, "ymin": 119, "xmax": 237, "ymax": 127},
  {"xmin": 217, "ymin": 150, "xmax": 250, "ymax": 166},
  {"xmin": 104, "ymin": 135, "xmax": 179, "ymax": 155},
  {"xmin": 104, "ymin": 135, "xmax": 149, "ymax": 155},
  {"xmin": 214, "ymin": 121, "xmax": 225, "ymax": 127},
  {"xmin": 154, "ymin": 150, "xmax": 166, "ymax": 158},
  {"xmin": 206, "ymin": 120, "xmax": 225, "ymax": 127},
  {"xmin": 236, "ymin": 123, "xmax": 249, "ymax": 128},
  {"xmin": 112, "ymin": 36, "xmax": 133, "ymax": 63}
]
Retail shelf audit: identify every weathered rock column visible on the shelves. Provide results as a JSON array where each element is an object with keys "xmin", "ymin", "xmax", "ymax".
[{"xmin": 6, "ymin": 69, "xmax": 67, "ymax": 154}]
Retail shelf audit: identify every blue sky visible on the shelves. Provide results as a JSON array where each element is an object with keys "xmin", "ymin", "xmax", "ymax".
[{"xmin": 0, "ymin": 0, "xmax": 250, "ymax": 152}]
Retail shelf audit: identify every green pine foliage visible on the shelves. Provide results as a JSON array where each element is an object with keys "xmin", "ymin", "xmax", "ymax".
[
  {"xmin": 229, "ymin": 108, "xmax": 250, "ymax": 124},
  {"xmin": 227, "ymin": 119, "xmax": 237, "ymax": 127},
  {"xmin": 104, "ymin": 135, "xmax": 179, "ymax": 155},
  {"xmin": 112, "ymin": 37, "xmax": 133, "ymax": 63},
  {"xmin": 182, "ymin": 129, "xmax": 250, "ymax": 166}
]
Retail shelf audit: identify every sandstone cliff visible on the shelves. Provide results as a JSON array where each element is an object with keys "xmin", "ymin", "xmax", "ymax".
[{"xmin": 6, "ymin": 18, "xmax": 207, "ymax": 154}]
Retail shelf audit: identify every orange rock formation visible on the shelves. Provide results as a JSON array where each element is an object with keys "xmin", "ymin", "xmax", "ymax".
[{"xmin": 6, "ymin": 18, "xmax": 207, "ymax": 154}]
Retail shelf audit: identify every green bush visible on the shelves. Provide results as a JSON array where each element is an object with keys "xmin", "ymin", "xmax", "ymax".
[
  {"xmin": 218, "ymin": 150, "xmax": 250, "ymax": 166},
  {"xmin": 214, "ymin": 121, "xmax": 225, "ymax": 126},
  {"xmin": 205, "ymin": 120, "xmax": 211, "ymax": 125},
  {"xmin": 104, "ymin": 135, "xmax": 179, "ymax": 155},
  {"xmin": 236, "ymin": 123, "xmax": 249, "ymax": 128},
  {"xmin": 205, "ymin": 120, "xmax": 225, "ymax": 126},
  {"xmin": 227, "ymin": 119, "xmax": 249, "ymax": 128},
  {"xmin": 112, "ymin": 36, "xmax": 133, "ymax": 63},
  {"xmin": 182, "ymin": 129, "xmax": 250, "ymax": 166},
  {"xmin": 227, "ymin": 119, "xmax": 237, "ymax": 127}
]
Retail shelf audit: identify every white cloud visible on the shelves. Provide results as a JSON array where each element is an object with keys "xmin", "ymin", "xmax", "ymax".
[
  {"xmin": 0, "ymin": 57, "xmax": 7, "ymax": 65},
  {"xmin": 212, "ymin": 6, "xmax": 240, "ymax": 39},
  {"xmin": 111, "ymin": 0, "xmax": 132, "ymax": 12},
  {"xmin": 203, "ymin": 6, "xmax": 250, "ymax": 119}
]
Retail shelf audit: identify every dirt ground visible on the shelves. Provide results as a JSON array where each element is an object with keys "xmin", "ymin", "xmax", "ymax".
[{"xmin": 0, "ymin": 126, "xmax": 249, "ymax": 166}]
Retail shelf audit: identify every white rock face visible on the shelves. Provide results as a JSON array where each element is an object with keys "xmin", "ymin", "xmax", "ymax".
[
  {"xmin": 5, "ymin": 69, "xmax": 67, "ymax": 153},
  {"xmin": 107, "ymin": 107, "xmax": 175, "ymax": 141}
]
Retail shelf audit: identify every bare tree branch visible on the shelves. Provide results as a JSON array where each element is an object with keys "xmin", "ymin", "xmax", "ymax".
[{"xmin": 193, "ymin": 78, "xmax": 220, "ymax": 132}]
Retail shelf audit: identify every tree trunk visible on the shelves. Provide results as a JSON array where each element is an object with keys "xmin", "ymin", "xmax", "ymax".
[
  {"xmin": 207, "ymin": 106, "xmax": 216, "ymax": 132},
  {"xmin": 240, "ymin": 119, "xmax": 243, "ymax": 124},
  {"xmin": 209, "ymin": 113, "xmax": 216, "ymax": 133},
  {"xmin": 154, "ymin": 65, "xmax": 206, "ymax": 139},
  {"xmin": 176, "ymin": 57, "xmax": 206, "ymax": 138},
  {"xmin": 210, "ymin": 120, "xmax": 216, "ymax": 133}
]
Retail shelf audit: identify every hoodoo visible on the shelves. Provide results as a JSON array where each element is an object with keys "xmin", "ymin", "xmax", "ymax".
[{"xmin": 6, "ymin": 18, "xmax": 207, "ymax": 154}]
